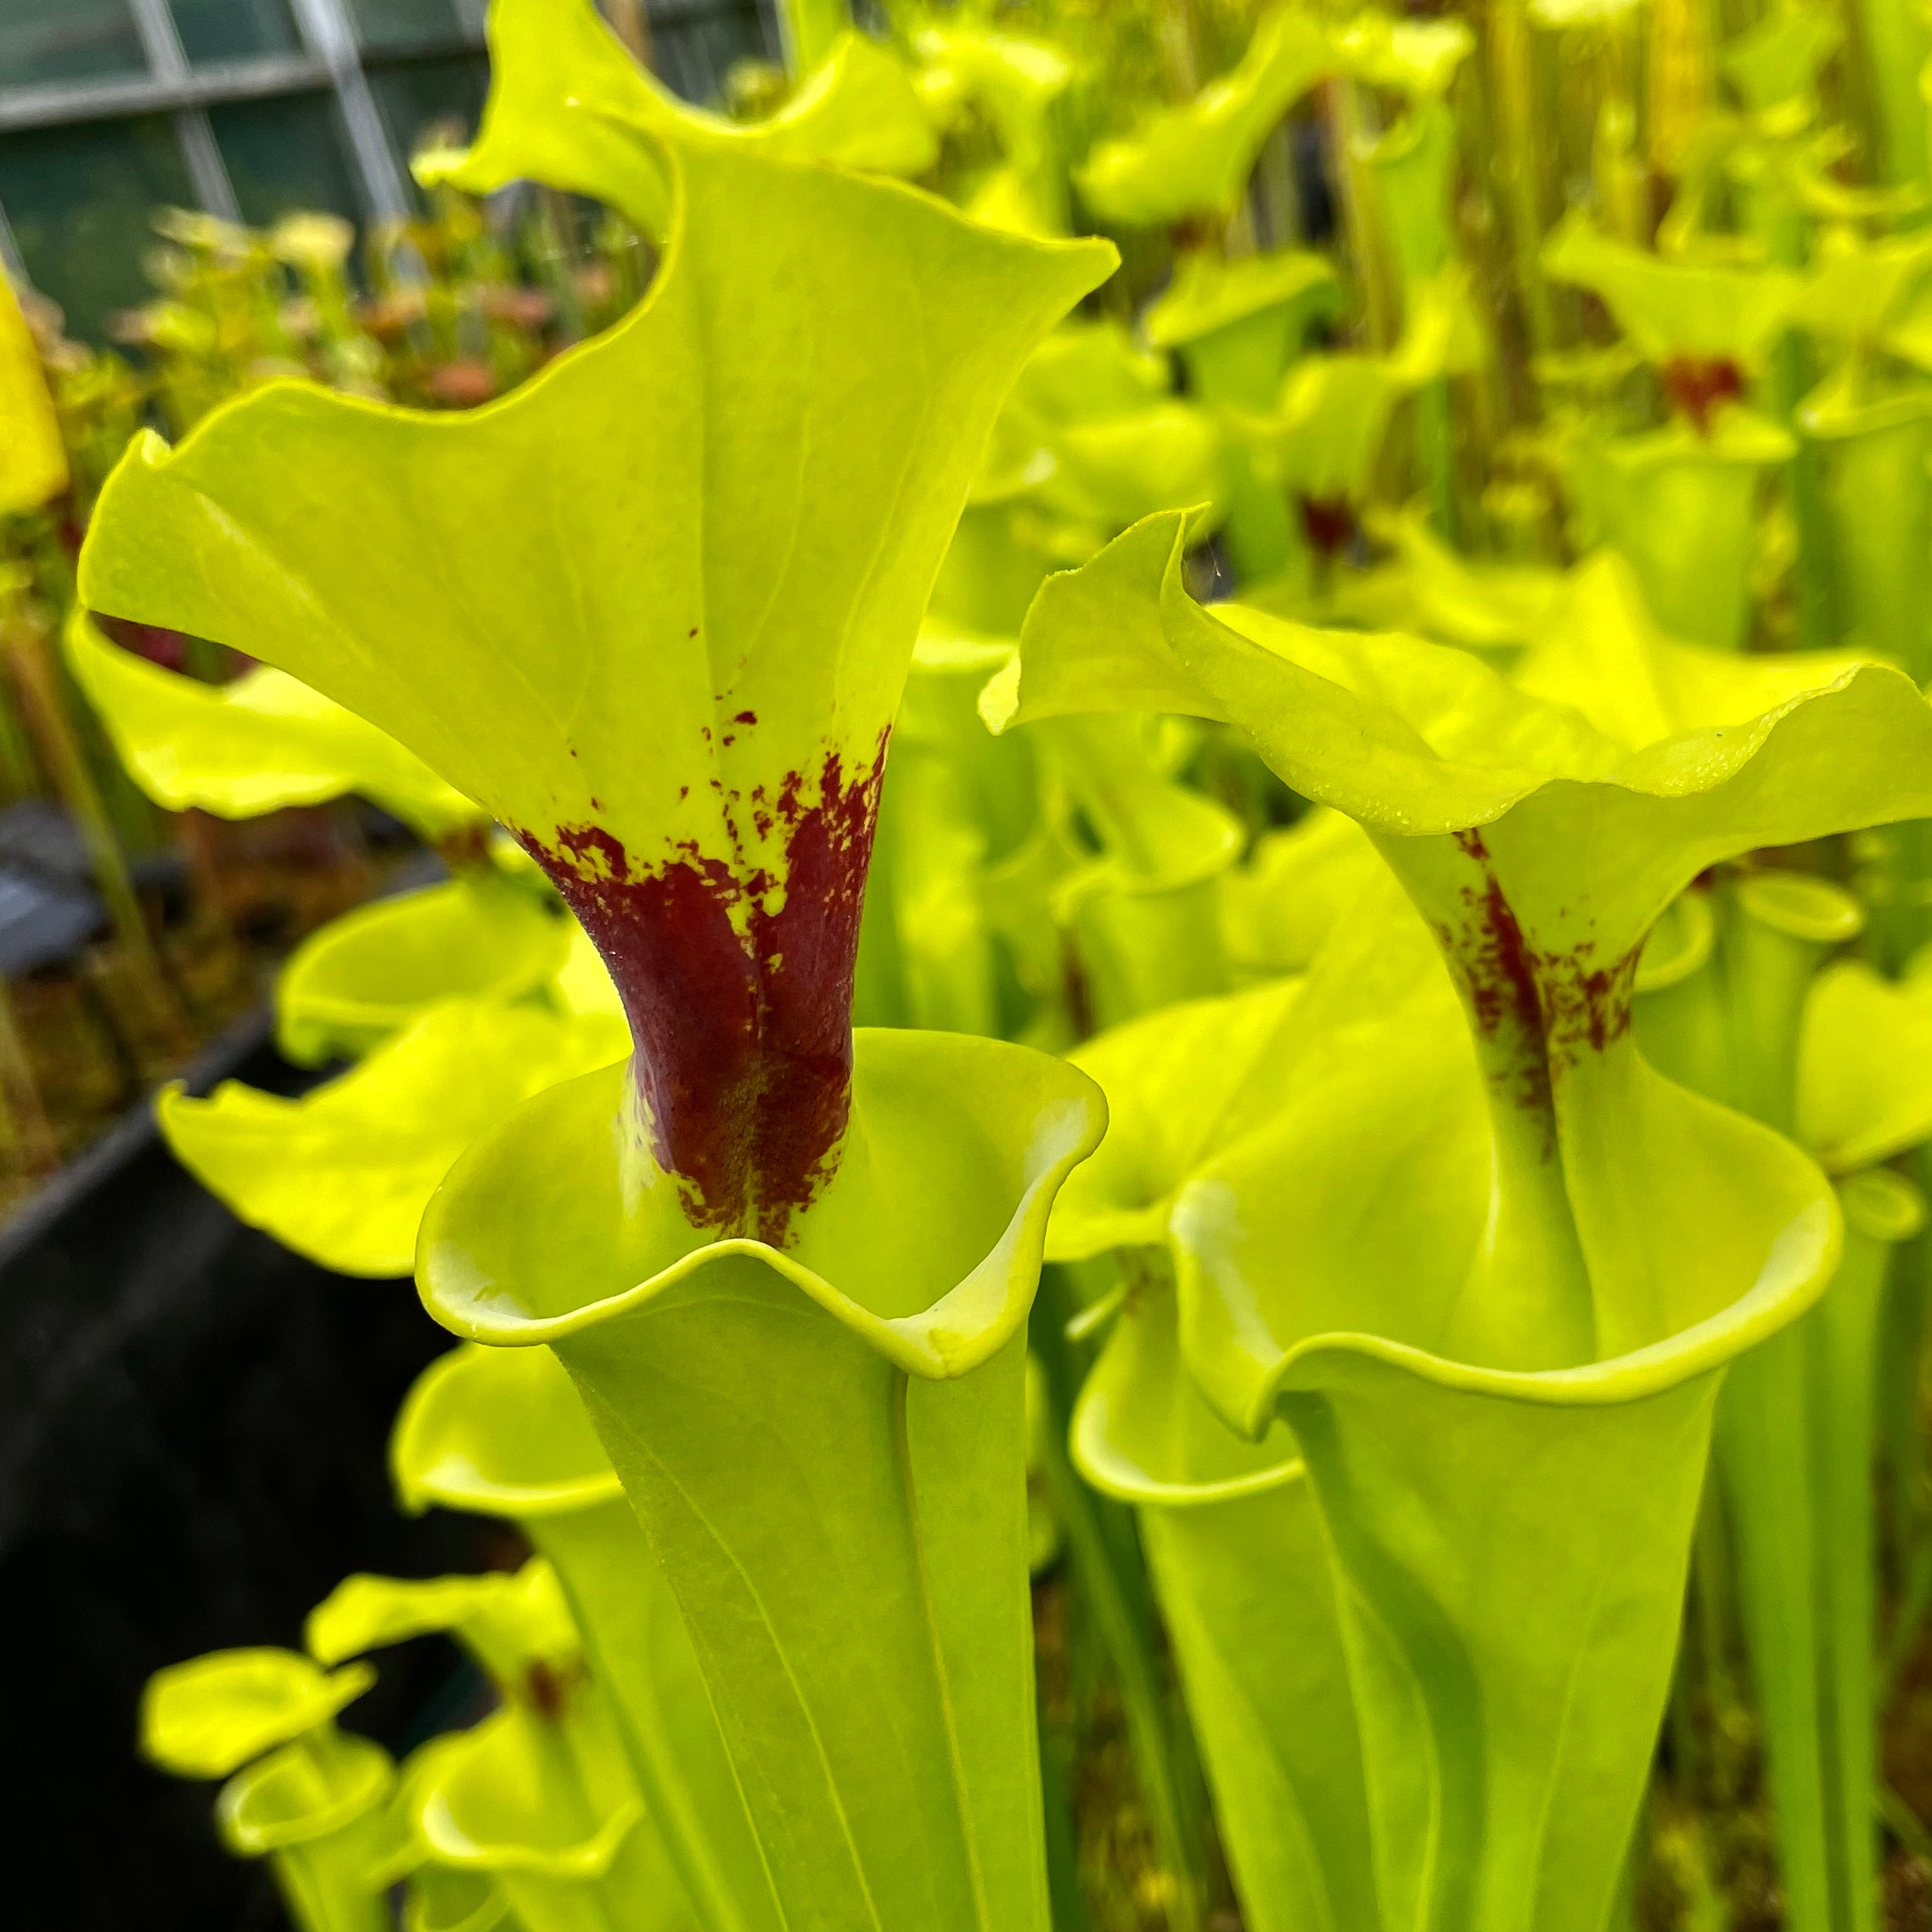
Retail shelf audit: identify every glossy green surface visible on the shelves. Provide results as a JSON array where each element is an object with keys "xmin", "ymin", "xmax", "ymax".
[
  {"xmin": 418, "ymin": 1031, "xmax": 1104, "ymax": 1932},
  {"xmin": 999, "ymin": 507, "xmax": 1932, "ymax": 1931},
  {"xmin": 80, "ymin": 145, "xmax": 1110, "ymax": 982},
  {"xmin": 392, "ymin": 1343, "xmax": 775, "ymax": 1932},
  {"xmin": 421, "ymin": 0, "xmax": 935, "ymax": 240},
  {"xmin": 273, "ymin": 873, "xmax": 569, "ymax": 1067},
  {"xmin": 65, "ymin": 609, "xmax": 477, "ymax": 840},
  {"xmin": 159, "ymin": 1002, "xmax": 626, "ymax": 1278},
  {"xmin": 142, "ymin": 1648, "xmax": 376, "ymax": 1782},
  {"xmin": 1076, "ymin": 8, "xmax": 1329, "ymax": 225}
]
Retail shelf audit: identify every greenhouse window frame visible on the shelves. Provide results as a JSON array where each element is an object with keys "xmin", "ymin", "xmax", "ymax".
[
  {"xmin": 0, "ymin": 0, "xmax": 484, "ymax": 284},
  {"xmin": 0, "ymin": 0, "xmax": 780, "ymax": 305}
]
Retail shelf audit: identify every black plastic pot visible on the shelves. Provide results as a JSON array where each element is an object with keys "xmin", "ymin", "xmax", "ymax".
[{"xmin": 0, "ymin": 1014, "xmax": 488, "ymax": 1931}]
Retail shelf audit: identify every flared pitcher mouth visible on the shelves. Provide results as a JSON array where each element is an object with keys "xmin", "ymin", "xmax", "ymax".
[
  {"xmin": 418, "ymin": 1027, "xmax": 1107, "ymax": 1383},
  {"xmin": 403, "ymin": 1866, "xmax": 514, "ymax": 1932},
  {"xmin": 1235, "ymin": 1185, "xmax": 1839, "ymax": 1441},
  {"xmin": 1072, "ymin": 1181, "xmax": 1834, "ymax": 1503},
  {"xmin": 1074, "ymin": 1408, "xmax": 1303, "ymax": 1509},
  {"xmin": 390, "ymin": 1344, "xmax": 626, "ymax": 1520},
  {"xmin": 1063, "ymin": 1266, "xmax": 1306, "ymax": 1509},
  {"xmin": 217, "ymin": 1733, "xmax": 394, "ymax": 1855},
  {"xmin": 141, "ymin": 1649, "xmax": 376, "ymax": 1781},
  {"xmin": 413, "ymin": 1712, "xmax": 644, "ymax": 1880}
]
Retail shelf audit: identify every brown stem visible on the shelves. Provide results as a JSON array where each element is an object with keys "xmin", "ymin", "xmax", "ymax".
[
  {"xmin": 1488, "ymin": 0, "xmax": 1554, "ymax": 359},
  {"xmin": 1, "ymin": 603, "xmax": 192, "ymax": 1056},
  {"xmin": 604, "ymin": 0, "xmax": 653, "ymax": 67},
  {"xmin": 1328, "ymin": 79, "xmax": 1396, "ymax": 353},
  {"xmin": 0, "ymin": 977, "xmax": 57, "ymax": 1177}
]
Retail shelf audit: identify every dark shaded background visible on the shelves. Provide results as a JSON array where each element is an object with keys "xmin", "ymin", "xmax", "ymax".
[{"xmin": 0, "ymin": 1016, "xmax": 489, "ymax": 1931}]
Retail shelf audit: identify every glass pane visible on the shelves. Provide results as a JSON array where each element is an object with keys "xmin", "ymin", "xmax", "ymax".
[
  {"xmin": 209, "ymin": 92, "xmax": 362, "ymax": 227},
  {"xmin": 347, "ymin": 0, "xmax": 462, "ymax": 53},
  {"xmin": 366, "ymin": 53, "xmax": 488, "ymax": 176},
  {"xmin": 0, "ymin": 116, "xmax": 194, "ymax": 344},
  {"xmin": 0, "ymin": 0, "xmax": 147, "ymax": 88},
  {"xmin": 653, "ymin": 3, "xmax": 772, "ymax": 106},
  {"xmin": 170, "ymin": 0, "xmax": 300, "ymax": 65}
]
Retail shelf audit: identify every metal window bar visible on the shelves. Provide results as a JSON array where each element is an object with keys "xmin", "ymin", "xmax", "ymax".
[
  {"xmin": 0, "ymin": 195, "xmax": 25, "ymax": 286},
  {"xmin": 126, "ymin": 0, "xmax": 241, "ymax": 220},
  {"xmin": 285, "ymin": 0, "xmax": 410, "ymax": 221},
  {"xmin": 0, "ymin": 0, "xmax": 785, "ymax": 304}
]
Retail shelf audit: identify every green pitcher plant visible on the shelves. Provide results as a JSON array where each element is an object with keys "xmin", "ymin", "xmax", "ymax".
[
  {"xmin": 64, "ymin": 602, "xmax": 625, "ymax": 1260},
  {"xmin": 418, "ymin": 0, "xmax": 935, "ymax": 245},
  {"xmin": 59, "ymin": 0, "xmax": 1932, "ymax": 1924},
  {"xmin": 1, "ymin": 272, "xmax": 69, "ymax": 516},
  {"xmin": 392, "ymin": 1341, "xmax": 777, "ymax": 1932},
  {"xmin": 855, "ymin": 624, "xmax": 1037, "ymax": 1041},
  {"xmin": 1143, "ymin": 249, "xmax": 1341, "ymax": 583},
  {"xmin": 407, "ymin": 1703, "xmax": 675, "ymax": 1932},
  {"xmin": 986, "ymin": 508, "xmax": 1932, "ymax": 1932},
  {"xmin": 1025, "ymin": 713, "xmax": 1240, "ymax": 1031},
  {"xmin": 142, "ymin": 1648, "xmax": 407, "ymax": 1932},
  {"xmin": 311, "ymin": 1561, "xmax": 691, "ymax": 1932},
  {"xmin": 159, "ymin": 999, "xmax": 627, "ymax": 1278},
  {"xmin": 1637, "ymin": 884, "xmax": 1932, "ymax": 1932},
  {"xmin": 1542, "ymin": 217, "xmax": 1800, "ymax": 649},
  {"xmin": 1075, "ymin": 6, "xmax": 1329, "ymax": 230},
  {"xmin": 269, "ymin": 871, "xmax": 570, "ymax": 1069},
  {"xmin": 63, "ymin": 606, "xmax": 476, "ymax": 841},
  {"xmin": 81, "ymin": 121, "xmax": 1115, "ymax": 1931},
  {"xmin": 911, "ymin": 16, "xmax": 1081, "ymax": 237}
]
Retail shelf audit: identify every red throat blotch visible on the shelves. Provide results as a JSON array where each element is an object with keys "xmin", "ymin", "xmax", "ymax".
[{"xmin": 520, "ymin": 735, "xmax": 887, "ymax": 1246}]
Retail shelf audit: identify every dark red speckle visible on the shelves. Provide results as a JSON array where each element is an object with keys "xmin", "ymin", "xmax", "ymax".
[
  {"xmin": 520, "ymin": 736, "xmax": 889, "ymax": 1246},
  {"xmin": 525, "ymin": 1659, "xmax": 580, "ymax": 1721},
  {"xmin": 1435, "ymin": 828, "xmax": 1637, "ymax": 1138},
  {"xmin": 733, "ymin": 710, "xmax": 758, "ymax": 727},
  {"xmin": 1299, "ymin": 494, "xmax": 1356, "ymax": 559},
  {"xmin": 1660, "ymin": 357, "xmax": 1744, "ymax": 436},
  {"xmin": 95, "ymin": 613, "xmax": 189, "ymax": 672}
]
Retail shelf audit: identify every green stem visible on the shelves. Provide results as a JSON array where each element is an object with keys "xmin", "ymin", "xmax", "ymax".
[
  {"xmin": 1854, "ymin": 0, "xmax": 1930, "ymax": 189},
  {"xmin": 1489, "ymin": 0, "xmax": 1554, "ymax": 359},
  {"xmin": 1742, "ymin": 176, "xmax": 1831, "ymax": 654},
  {"xmin": 1707, "ymin": 874, "xmax": 1869, "ymax": 1932},
  {"xmin": 1328, "ymin": 80, "xmax": 1396, "ymax": 355},
  {"xmin": 1805, "ymin": 396, "xmax": 1932, "ymax": 683},
  {"xmin": 1879, "ymin": 1173, "xmax": 1932, "ymax": 1686},
  {"xmin": 1032, "ymin": 1270, "xmax": 1209, "ymax": 1932},
  {"xmin": 1719, "ymin": 873, "xmax": 1861, "ymax": 1139},
  {"xmin": 1415, "ymin": 378, "xmax": 1458, "ymax": 542},
  {"xmin": 1717, "ymin": 1323, "xmax": 1834, "ymax": 1932},
  {"xmin": 391, "ymin": 1348, "xmax": 780, "ymax": 1932},
  {"xmin": 1768, "ymin": 335, "xmax": 1834, "ymax": 653},
  {"xmin": 1811, "ymin": 1210, "xmax": 1893, "ymax": 1932},
  {"xmin": 1880, "ymin": 1782, "xmax": 1932, "ymax": 1863},
  {"xmin": 1671, "ymin": 1474, "xmax": 1740, "ymax": 1804}
]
